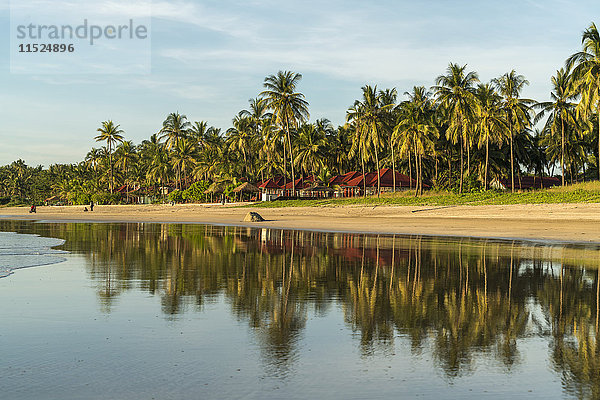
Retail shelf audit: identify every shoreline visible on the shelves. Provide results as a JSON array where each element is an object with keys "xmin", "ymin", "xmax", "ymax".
[{"xmin": 2, "ymin": 203, "xmax": 600, "ymax": 244}]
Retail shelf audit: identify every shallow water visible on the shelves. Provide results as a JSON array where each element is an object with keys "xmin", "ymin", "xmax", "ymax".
[
  {"xmin": 0, "ymin": 220, "xmax": 599, "ymax": 399},
  {"xmin": 0, "ymin": 231, "xmax": 66, "ymax": 277}
]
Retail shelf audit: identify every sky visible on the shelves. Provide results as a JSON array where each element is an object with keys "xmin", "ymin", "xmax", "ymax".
[{"xmin": 0, "ymin": 0, "xmax": 597, "ymax": 166}]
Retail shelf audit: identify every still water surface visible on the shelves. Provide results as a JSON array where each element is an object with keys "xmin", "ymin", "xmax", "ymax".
[{"xmin": 0, "ymin": 220, "xmax": 599, "ymax": 399}]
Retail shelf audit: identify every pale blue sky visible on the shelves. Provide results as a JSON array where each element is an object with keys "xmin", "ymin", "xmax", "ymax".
[{"xmin": 0, "ymin": 0, "xmax": 597, "ymax": 166}]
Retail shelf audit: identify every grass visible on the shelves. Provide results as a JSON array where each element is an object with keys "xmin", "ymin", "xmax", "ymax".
[{"xmin": 249, "ymin": 182, "xmax": 600, "ymax": 208}]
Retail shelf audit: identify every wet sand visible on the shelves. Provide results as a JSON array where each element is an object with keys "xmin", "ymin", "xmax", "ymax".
[{"xmin": 2, "ymin": 203, "xmax": 600, "ymax": 243}]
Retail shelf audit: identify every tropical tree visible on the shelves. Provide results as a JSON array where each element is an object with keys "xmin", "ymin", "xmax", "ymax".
[
  {"xmin": 535, "ymin": 68, "xmax": 579, "ymax": 186},
  {"xmin": 347, "ymin": 85, "xmax": 393, "ymax": 196},
  {"xmin": 492, "ymin": 71, "xmax": 534, "ymax": 192},
  {"xmin": 476, "ymin": 84, "xmax": 508, "ymax": 189},
  {"xmin": 567, "ymin": 22, "xmax": 600, "ymax": 180},
  {"xmin": 94, "ymin": 120, "xmax": 124, "ymax": 193},
  {"xmin": 293, "ymin": 123, "xmax": 327, "ymax": 177},
  {"xmin": 261, "ymin": 71, "xmax": 310, "ymax": 195},
  {"xmin": 160, "ymin": 112, "xmax": 191, "ymax": 150},
  {"xmin": 433, "ymin": 63, "xmax": 480, "ymax": 193}
]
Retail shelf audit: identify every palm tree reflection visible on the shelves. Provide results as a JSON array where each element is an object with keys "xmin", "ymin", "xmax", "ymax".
[{"xmin": 2, "ymin": 220, "xmax": 599, "ymax": 390}]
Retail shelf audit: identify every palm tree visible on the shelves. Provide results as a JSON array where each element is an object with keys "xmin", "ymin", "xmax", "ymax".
[
  {"xmin": 433, "ymin": 64, "xmax": 480, "ymax": 193},
  {"xmin": 85, "ymin": 147, "xmax": 102, "ymax": 190},
  {"xmin": 293, "ymin": 123, "xmax": 327, "ymax": 177},
  {"xmin": 567, "ymin": 22, "xmax": 600, "ymax": 180},
  {"xmin": 171, "ymin": 139, "xmax": 197, "ymax": 189},
  {"xmin": 492, "ymin": 71, "xmax": 534, "ymax": 192},
  {"xmin": 94, "ymin": 120, "xmax": 124, "ymax": 193},
  {"xmin": 394, "ymin": 87, "xmax": 438, "ymax": 196},
  {"xmin": 476, "ymin": 84, "xmax": 508, "ymax": 189},
  {"xmin": 115, "ymin": 141, "xmax": 138, "ymax": 199},
  {"xmin": 347, "ymin": 85, "xmax": 393, "ymax": 197},
  {"xmin": 160, "ymin": 112, "xmax": 191, "ymax": 150},
  {"xmin": 535, "ymin": 68, "xmax": 579, "ymax": 186},
  {"xmin": 261, "ymin": 71, "xmax": 310, "ymax": 195},
  {"xmin": 226, "ymin": 113, "xmax": 256, "ymax": 179}
]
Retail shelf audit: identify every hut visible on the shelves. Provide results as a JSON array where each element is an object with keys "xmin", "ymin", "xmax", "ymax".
[
  {"xmin": 232, "ymin": 182, "xmax": 260, "ymax": 202},
  {"xmin": 204, "ymin": 182, "xmax": 226, "ymax": 203}
]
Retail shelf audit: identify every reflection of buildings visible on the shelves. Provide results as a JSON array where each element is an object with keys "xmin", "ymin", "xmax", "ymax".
[{"xmin": 1, "ymin": 219, "xmax": 599, "ymax": 394}]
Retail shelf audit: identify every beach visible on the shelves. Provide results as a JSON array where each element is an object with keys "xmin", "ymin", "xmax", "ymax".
[{"xmin": 2, "ymin": 202, "xmax": 600, "ymax": 243}]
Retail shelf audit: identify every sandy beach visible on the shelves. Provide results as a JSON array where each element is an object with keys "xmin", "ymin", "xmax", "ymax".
[{"xmin": 2, "ymin": 202, "xmax": 600, "ymax": 243}]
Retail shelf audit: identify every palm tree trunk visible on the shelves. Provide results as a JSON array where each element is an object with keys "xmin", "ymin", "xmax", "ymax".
[
  {"xmin": 414, "ymin": 146, "xmax": 419, "ymax": 197},
  {"xmin": 419, "ymin": 153, "xmax": 423, "ymax": 196},
  {"xmin": 109, "ymin": 143, "xmax": 114, "ymax": 193},
  {"xmin": 509, "ymin": 119, "xmax": 515, "ymax": 193},
  {"xmin": 361, "ymin": 152, "xmax": 366, "ymax": 198},
  {"xmin": 375, "ymin": 150, "xmax": 381, "ymax": 198},
  {"xmin": 561, "ymin": 118, "xmax": 565, "ymax": 186},
  {"xmin": 485, "ymin": 136, "xmax": 489, "ymax": 190},
  {"xmin": 285, "ymin": 118, "xmax": 295, "ymax": 196},
  {"xmin": 282, "ymin": 135, "xmax": 287, "ymax": 196},
  {"xmin": 408, "ymin": 151, "xmax": 412, "ymax": 190},
  {"xmin": 447, "ymin": 149, "xmax": 452, "ymax": 189},
  {"xmin": 391, "ymin": 144, "xmax": 396, "ymax": 193},
  {"xmin": 459, "ymin": 136, "xmax": 464, "ymax": 194}
]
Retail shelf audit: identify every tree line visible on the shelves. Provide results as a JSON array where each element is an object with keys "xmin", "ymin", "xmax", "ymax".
[{"xmin": 1, "ymin": 23, "xmax": 600, "ymax": 205}]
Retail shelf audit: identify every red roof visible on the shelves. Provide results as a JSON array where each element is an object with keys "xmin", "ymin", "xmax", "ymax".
[
  {"xmin": 499, "ymin": 176, "xmax": 560, "ymax": 190},
  {"xmin": 257, "ymin": 177, "xmax": 282, "ymax": 189},
  {"xmin": 281, "ymin": 176, "xmax": 315, "ymax": 190},
  {"xmin": 336, "ymin": 168, "xmax": 423, "ymax": 189},
  {"xmin": 329, "ymin": 171, "xmax": 362, "ymax": 185}
]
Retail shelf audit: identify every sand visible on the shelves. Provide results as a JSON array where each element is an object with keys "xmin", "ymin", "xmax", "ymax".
[{"xmin": 2, "ymin": 202, "xmax": 600, "ymax": 243}]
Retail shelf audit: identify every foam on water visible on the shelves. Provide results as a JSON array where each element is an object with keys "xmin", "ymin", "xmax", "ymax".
[{"xmin": 0, "ymin": 232, "xmax": 67, "ymax": 278}]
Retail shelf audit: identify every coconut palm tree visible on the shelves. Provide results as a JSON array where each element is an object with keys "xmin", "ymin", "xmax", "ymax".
[
  {"xmin": 261, "ymin": 71, "xmax": 310, "ymax": 195},
  {"xmin": 347, "ymin": 85, "xmax": 393, "ymax": 197},
  {"xmin": 226, "ymin": 113, "xmax": 256, "ymax": 179},
  {"xmin": 171, "ymin": 139, "xmax": 197, "ymax": 189},
  {"xmin": 567, "ymin": 22, "xmax": 600, "ymax": 180},
  {"xmin": 94, "ymin": 120, "xmax": 124, "ymax": 193},
  {"xmin": 492, "ymin": 71, "xmax": 534, "ymax": 192},
  {"xmin": 115, "ymin": 141, "xmax": 138, "ymax": 199},
  {"xmin": 476, "ymin": 84, "xmax": 508, "ymax": 189},
  {"xmin": 293, "ymin": 123, "xmax": 327, "ymax": 177},
  {"xmin": 535, "ymin": 68, "xmax": 579, "ymax": 186},
  {"xmin": 433, "ymin": 63, "xmax": 480, "ymax": 194},
  {"xmin": 394, "ymin": 88, "xmax": 438, "ymax": 196},
  {"xmin": 160, "ymin": 112, "xmax": 191, "ymax": 150}
]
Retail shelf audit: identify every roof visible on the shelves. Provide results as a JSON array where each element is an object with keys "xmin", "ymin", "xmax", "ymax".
[
  {"xmin": 281, "ymin": 176, "xmax": 315, "ymax": 190},
  {"xmin": 232, "ymin": 182, "xmax": 260, "ymax": 193},
  {"xmin": 497, "ymin": 176, "xmax": 561, "ymax": 190}
]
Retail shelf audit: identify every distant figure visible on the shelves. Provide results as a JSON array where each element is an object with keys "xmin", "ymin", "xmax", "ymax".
[
  {"xmin": 29, "ymin": 205, "xmax": 36, "ymax": 213},
  {"xmin": 84, "ymin": 207, "xmax": 88, "ymax": 212},
  {"xmin": 90, "ymin": 201, "xmax": 94, "ymax": 212},
  {"xmin": 221, "ymin": 196, "xmax": 225, "ymax": 205}
]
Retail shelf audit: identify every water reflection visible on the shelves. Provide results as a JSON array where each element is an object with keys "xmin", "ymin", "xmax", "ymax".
[{"xmin": 1, "ymin": 220, "xmax": 599, "ymax": 396}]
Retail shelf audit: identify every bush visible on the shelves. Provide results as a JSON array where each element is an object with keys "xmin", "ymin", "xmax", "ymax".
[
  {"xmin": 182, "ymin": 181, "xmax": 210, "ymax": 203},
  {"xmin": 0, "ymin": 196, "xmax": 10, "ymax": 206},
  {"xmin": 91, "ymin": 192, "xmax": 122, "ymax": 205},
  {"xmin": 168, "ymin": 189, "xmax": 184, "ymax": 203}
]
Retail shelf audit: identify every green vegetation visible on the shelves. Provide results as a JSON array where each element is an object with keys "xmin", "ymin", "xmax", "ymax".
[
  {"xmin": 250, "ymin": 181, "xmax": 600, "ymax": 208},
  {"xmin": 1, "ymin": 23, "xmax": 600, "ymax": 205}
]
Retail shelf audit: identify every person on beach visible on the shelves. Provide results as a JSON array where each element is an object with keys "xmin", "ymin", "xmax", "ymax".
[
  {"xmin": 90, "ymin": 201, "xmax": 94, "ymax": 211},
  {"xmin": 29, "ymin": 205, "xmax": 36, "ymax": 213}
]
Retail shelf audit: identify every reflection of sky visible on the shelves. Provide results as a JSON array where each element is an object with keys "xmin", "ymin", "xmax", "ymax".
[{"xmin": 0, "ymin": 0, "xmax": 597, "ymax": 165}]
